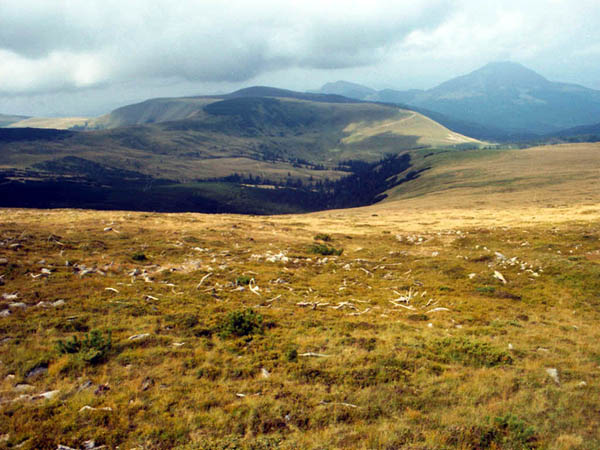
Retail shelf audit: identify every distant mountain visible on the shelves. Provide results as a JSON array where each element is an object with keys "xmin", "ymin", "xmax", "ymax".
[
  {"xmin": 318, "ymin": 62, "xmax": 600, "ymax": 137},
  {"xmin": 319, "ymin": 81, "xmax": 377, "ymax": 100}
]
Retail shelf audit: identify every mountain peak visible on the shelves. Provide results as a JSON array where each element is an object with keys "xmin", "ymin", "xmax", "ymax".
[{"xmin": 474, "ymin": 61, "xmax": 548, "ymax": 84}]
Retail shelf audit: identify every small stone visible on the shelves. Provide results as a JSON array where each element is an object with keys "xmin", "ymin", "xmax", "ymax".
[
  {"xmin": 14, "ymin": 384, "xmax": 34, "ymax": 392},
  {"xmin": 427, "ymin": 323, "xmax": 433, "ymax": 328},
  {"xmin": 508, "ymin": 343, "xmax": 514, "ymax": 350},
  {"xmin": 468, "ymin": 273, "xmax": 476, "ymax": 279},
  {"xmin": 0, "ymin": 309, "xmax": 11, "ymax": 317},
  {"xmin": 83, "ymin": 440, "xmax": 96, "ymax": 449},
  {"xmin": 52, "ymin": 299, "xmax": 65, "ymax": 307},
  {"xmin": 261, "ymin": 368, "xmax": 270, "ymax": 379},
  {"xmin": 140, "ymin": 377, "xmax": 154, "ymax": 391}
]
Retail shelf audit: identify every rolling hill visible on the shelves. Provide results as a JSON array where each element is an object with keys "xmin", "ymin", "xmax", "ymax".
[{"xmin": 0, "ymin": 89, "xmax": 483, "ymax": 214}]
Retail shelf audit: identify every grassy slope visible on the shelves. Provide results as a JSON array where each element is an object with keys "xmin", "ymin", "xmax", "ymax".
[
  {"xmin": 1, "ymin": 202, "xmax": 600, "ymax": 448},
  {"xmin": 0, "ymin": 98, "xmax": 480, "ymax": 183},
  {"xmin": 383, "ymin": 142, "xmax": 600, "ymax": 209},
  {"xmin": 6, "ymin": 117, "xmax": 90, "ymax": 130}
]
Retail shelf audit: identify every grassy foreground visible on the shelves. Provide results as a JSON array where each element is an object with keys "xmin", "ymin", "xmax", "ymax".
[{"xmin": 1, "ymin": 206, "xmax": 600, "ymax": 449}]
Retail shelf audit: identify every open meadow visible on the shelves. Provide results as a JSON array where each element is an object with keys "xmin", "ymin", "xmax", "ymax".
[{"xmin": 1, "ymin": 193, "xmax": 600, "ymax": 449}]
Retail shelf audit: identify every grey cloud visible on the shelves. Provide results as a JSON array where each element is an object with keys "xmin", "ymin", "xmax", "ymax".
[{"xmin": 0, "ymin": 0, "xmax": 454, "ymax": 93}]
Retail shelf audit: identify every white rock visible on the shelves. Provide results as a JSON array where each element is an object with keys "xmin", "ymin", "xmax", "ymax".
[
  {"xmin": 261, "ymin": 368, "xmax": 270, "ymax": 379},
  {"xmin": 468, "ymin": 273, "xmax": 476, "ymax": 279},
  {"xmin": 52, "ymin": 300, "xmax": 65, "ymax": 307},
  {"xmin": 0, "ymin": 309, "xmax": 11, "ymax": 317},
  {"xmin": 577, "ymin": 381, "xmax": 587, "ymax": 388},
  {"xmin": 546, "ymin": 368, "xmax": 560, "ymax": 385},
  {"xmin": 128, "ymin": 333, "xmax": 150, "ymax": 341}
]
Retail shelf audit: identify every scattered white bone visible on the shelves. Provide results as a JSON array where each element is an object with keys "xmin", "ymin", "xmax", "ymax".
[
  {"xmin": 52, "ymin": 300, "xmax": 65, "ymax": 307},
  {"xmin": 128, "ymin": 333, "xmax": 150, "ymax": 341},
  {"xmin": 299, "ymin": 352, "xmax": 330, "ymax": 357},
  {"xmin": 319, "ymin": 401, "xmax": 358, "ymax": 408},
  {"xmin": 196, "ymin": 273, "xmax": 212, "ymax": 289},
  {"xmin": 105, "ymin": 287, "xmax": 119, "ymax": 293},
  {"xmin": 79, "ymin": 405, "xmax": 113, "ymax": 412},
  {"xmin": 172, "ymin": 342, "xmax": 185, "ymax": 347},
  {"xmin": 2, "ymin": 293, "xmax": 18, "ymax": 301},
  {"xmin": 468, "ymin": 273, "xmax": 476, "ymax": 279},
  {"xmin": 144, "ymin": 295, "xmax": 158, "ymax": 301},
  {"xmin": 391, "ymin": 303, "xmax": 416, "ymax": 310},
  {"xmin": 261, "ymin": 368, "xmax": 270, "ymax": 379},
  {"xmin": 248, "ymin": 279, "xmax": 261, "ymax": 296},
  {"xmin": 33, "ymin": 390, "xmax": 60, "ymax": 400},
  {"xmin": 427, "ymin": 307, "xmax": 450, "ymax": 313},
  {"xmin": 9, "ymin": 302, "xmax": 27, "ymax": 309},
  {"xmin": 494, "ymin": 271, "xmax": 507, "ymax": 284},
  {"xmin": 348, "ymin": 308, "xmax": 371, "ymax": 316},
  {"xmin": 332, "ymin": 301, "xmax": 357, "ymax": 310}
]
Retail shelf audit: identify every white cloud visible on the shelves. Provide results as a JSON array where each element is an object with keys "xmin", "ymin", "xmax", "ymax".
[{"xmin": 1, "ymin": 0, "xmax": 600, "ymax": 114}]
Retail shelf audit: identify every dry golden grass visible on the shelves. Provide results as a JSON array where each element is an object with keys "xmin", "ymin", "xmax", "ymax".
[
  {"xmin": 7, "ymin": 117, "xmax": 90, "ymax": 130},
  {"xmin": 1, "ymin": 196, "xmax": 600, "ymax": 449},
  {"xmin": 342, "ymin": 109, "xmax": 484, "ymax": 148},
  {"xmin": 386, "ymin": 142, "xmax": 600, "ymax": 210}
]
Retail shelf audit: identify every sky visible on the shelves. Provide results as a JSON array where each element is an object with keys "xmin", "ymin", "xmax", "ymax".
[{"xmin": 1, "ymin": 0, "xmax": 600, "ymax": 117}]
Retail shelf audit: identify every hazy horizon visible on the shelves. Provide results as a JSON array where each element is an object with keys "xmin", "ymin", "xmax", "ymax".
[{"xmin": 2, "ymin": 0, "xmax": 600, "ymax": 117}]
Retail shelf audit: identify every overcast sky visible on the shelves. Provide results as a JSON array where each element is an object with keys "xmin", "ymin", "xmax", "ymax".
[{"xmin": 1, "ymin": 0, "xmax": 599, "ymax": 116}]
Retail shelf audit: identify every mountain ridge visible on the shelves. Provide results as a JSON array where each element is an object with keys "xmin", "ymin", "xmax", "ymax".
[{"xmin": 318, "ymin": 61, "xmax": 600, "ymax": 136}]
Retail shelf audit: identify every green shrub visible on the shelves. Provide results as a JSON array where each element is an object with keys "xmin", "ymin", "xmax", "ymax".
[
  {"xmin": 56, "ymin": 329, "xmax": 112, "ymax": 364},
  {"xmin": 284, "ymin": 346, "xmax": 298, "ymax": 362},
  {"xmin": 429, "ymin": 337, "xmax": 513, "ymax": 367},
  {"xmin": 219, "ymin": 309, "xmax": 264, "ymax": 338},
  {"xmin": 132, "ymin": 252, "xmax": 147, "ymax": 261},
  {"xmin": 308, "ymin": 243, "xmax": 343, "ymax": 256},
  {"xmin": 314, "ymin": 233, "xmax": 332, "ymax": 242},
  {"xmin": 235, "ymin": 275, "xmax": 252, "ymax": 286}
]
